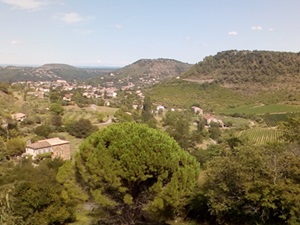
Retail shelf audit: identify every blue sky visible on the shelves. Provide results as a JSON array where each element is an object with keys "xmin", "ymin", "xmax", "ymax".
[{"xmin": 0, "ymin": 0, "xmax": 299, "ymax": 67}]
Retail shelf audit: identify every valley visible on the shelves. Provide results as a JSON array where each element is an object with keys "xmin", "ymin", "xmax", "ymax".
[{"xmin": 1, "ymin": 50, "xmax": 300, "ymax": 225}]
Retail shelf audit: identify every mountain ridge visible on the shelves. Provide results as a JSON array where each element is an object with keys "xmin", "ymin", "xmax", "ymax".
[{"xmin": 0, "ymin": 63, "xmax": 117, "ymax": 82}]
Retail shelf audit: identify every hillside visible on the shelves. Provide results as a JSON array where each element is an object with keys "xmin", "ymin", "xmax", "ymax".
[
  {"xmin": 181, "ymin": 50, "xmax": 300, "ymax": 94},
  {"xmin": 0, "ymin": 64, "xmax": 117, "ymax": 82},
  {"xmin": 147, "ymin": 50, "xmax": 300, "ymax": 111},
  {"xmin": 116, "ymin": 58, "xmax": 192, "ymax": 80},
  {"xmin": 91, "ymin": 58, "xmax": 193, "ymax": 87}
]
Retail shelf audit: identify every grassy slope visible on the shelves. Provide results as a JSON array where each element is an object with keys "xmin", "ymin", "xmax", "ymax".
[{"xmin": 147, "ymin": 79, "xmax": 249, "ymax": 110}]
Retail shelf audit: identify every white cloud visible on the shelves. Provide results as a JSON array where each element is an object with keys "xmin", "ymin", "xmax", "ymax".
[
  {"xmin": 11, "ymin": 40, "xmax": 25, "ymax": 45},
  {"xmin": 59, "ymin": 12, "xmax": 84, "ymax": 24},
  {"xmin": 72, "ymin": 29, "xmax": 93, "ymax": 35},
  {"xmin": 1, "ymin": 0, "xmax": 51, "ymax": 10},
  {"xmin": 268, "ymin": 28, "xmax": 274, "ymax": 32},
  {"xmin": 251, "ymin": 25, "xmax": 263, "ymax": 31},
  {"xmin": 228, "ymin": 31, "xmax": 238, "ymax": 36},
  {"xmin": 114, "ymin": 24, "xmax": 123, "ymax": 29}
]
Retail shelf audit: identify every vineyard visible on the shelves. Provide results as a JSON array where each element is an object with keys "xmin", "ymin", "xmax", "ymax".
[
  {"xmin": 260, "ymin": 114, "xmax": 289, "ymax": 126},
  {"xmin": 239, "ymin": 128, "xmax": 283, "ymax": 145},
  {"xmin": 260, "ymin": 112, "xmax": 300, "ymax": 127}
]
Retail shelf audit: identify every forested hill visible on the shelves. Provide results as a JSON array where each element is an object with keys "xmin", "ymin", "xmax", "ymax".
[
  {"xmin": 114, "ymin": 58, "xmax": 192, "ymax": 81},
  {"xmin": 0, "ymin": 64, "xmax": 117, "ymax": 82},
  {"xmin": 181, "ymin": 50, "xmax": 300, "ymax": 93}
]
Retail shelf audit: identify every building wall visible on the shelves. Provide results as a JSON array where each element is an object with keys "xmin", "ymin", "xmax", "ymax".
[
  {"xmin": 25, "ymin": 147, "xmax": 52, "ymax": 158},
  {"xmin": 52, "ymin": 143, "xmax": 71, "ymax": 160}
]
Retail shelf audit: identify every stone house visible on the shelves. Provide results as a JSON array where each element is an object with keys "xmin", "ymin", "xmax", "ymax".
[
  {"xmin": 203, "ymin": 114, "xmax": 224, "ymax": 128},
  {"xmin": 191, "ymin": 106, "xmax": 204, "ymax": 115},
  {"xmin": 11, "ymin": 113, "xmax": 26, "ymax": 122},
  {"xmin": 25, "ymin": 138, "xmax": 71, "ymax": 160}
]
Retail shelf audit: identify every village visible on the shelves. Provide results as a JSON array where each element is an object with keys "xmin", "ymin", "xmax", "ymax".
[{"xmin": 8, "ymin": 77, "xmax": 225, "ymax": 162}]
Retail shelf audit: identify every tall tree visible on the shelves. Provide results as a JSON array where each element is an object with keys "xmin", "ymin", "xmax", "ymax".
[
  {"xmin": 0, "ymin": 159, "xmax": 76, "ymax": 225},
  {"xmin": 75, "ymin": 122, "xmax": 200, "ymax": 224},
  {"xmin": 163, "ymin": 110, "xmax": 191, "ymax": 149},
  {"xmin": 6, "ymin": 137, "xmax": 25, "ymax": 157},
  {"xmin": 141, "ymin": 96, "xmax": 157, "ymax": 128},
  {"xmin": 199, "ymin": 144, "xmax": 300, "ymax": 225},
  {"xmin": 280, "ymin": 116, "xmax": 300, "ymax": 144}
]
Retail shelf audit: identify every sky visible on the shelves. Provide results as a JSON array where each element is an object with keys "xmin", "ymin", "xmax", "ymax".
[{"xmin": 0, "ymin": 0, "xmax": 300, "ymax": 67}]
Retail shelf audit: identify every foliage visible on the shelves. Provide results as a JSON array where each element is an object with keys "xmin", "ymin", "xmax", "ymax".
[
  {"xmin": 50, "ymin": 114, "xmax": 63, "ymax": 128},
  {"xmin": 182, "ymin": 50, "xmax": 300, "ymax": 95},
  {"xmin": 190, "ymin": 145, "xmax": 223, "ymax": 166},
  {"xmin": 280, "ymin": 116, "xmax": 300, "ymax": 145},
  {"xmin": 91, "ymin": 58, "xmax": 191, "ymax": 87},
  {"xmin": 75, "ymin": 122, "xmax": 200, "ymax": 224},
  {"xmin": 113, "ymin": 108, "xmax": 134, "ymax": 123},
  {"xmin": 6, "ymin": 137, "xmax": 25, "ymax": 157},
  {"xmin": 199, "ymin": 143, "xmax": 300, "ymax": 225},
  {"xmin": 0, "ymin": 136, "xmax": 7, "ymax": 161},
  {"xmin": 0, "ymin": 82, "xmax": 10, "ymax": 94},
  {"xmin": 208, "ymin": 126, "xmax": 221, "ymax": 141},
  {"xmin": 163, "ymin": 110, "xmax": 192, "ymax": 150},
  {"xmin": 72, "ymin": 91, "xmax": 91, "ymax": 107},
  {"xmin": 50, "ymin": 102, "xmax": 64, "ymax": 115},
  {"xmin": 34, "ymin": 124, "xmax": 52, "ymax": 138},
  {"xmin": 56, "ymin": 161, "xmax": 88, "ymax": 205},
  {"xmin": 141, "ymin": 96, "xmax": 157, "ymax": 128},
  {"xmin": 49, "ymin": 91, "xmax": 62, "ymax": 103},
  {"xmin": 0, "ymin": 158, "xmax": 76, "ymax": 225},
  {"xmin": 96, "ymin": 112, "xmax": 106, "ymax": 123},
  {"xmin": 66, "ymin": 118, "xmax": 97, "ymax": 138}
]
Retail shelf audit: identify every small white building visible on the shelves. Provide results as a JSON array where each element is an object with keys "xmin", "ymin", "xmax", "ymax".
[
  {"xmin": 25, "ymin": 138, "xmax": 71, "ymax": 160},
  {"xmin": 11, "ymin": 113, "xmax": 26, "ymax": 122},
  {"xmin": 191, "ymin": 106, "xmax": 203, "ymax": 115}
]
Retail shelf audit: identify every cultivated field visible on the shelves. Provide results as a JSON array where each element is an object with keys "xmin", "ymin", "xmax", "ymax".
[
  {"xmin": 220, "ymin": 104, "xmax": 300, "ymax": 115},
  {"xmin": 62, "ymin": 105, "xmax": 118, "ymax": 125},
  {"xmin": 239, "ymin": 127, "xmax": 283, "ymax": 145}
]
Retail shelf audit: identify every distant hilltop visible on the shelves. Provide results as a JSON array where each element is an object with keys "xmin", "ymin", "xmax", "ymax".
[
  {"xmin": 181, "ymin": 50, "xmax": 300, "ymax": 94},
  {"xmin": 0, "ymin": 63, "xmax": 118, "ymax": 82},
  {"xmin": 114, "ymin": 58, "xmax": 192, "ymax": 79}
]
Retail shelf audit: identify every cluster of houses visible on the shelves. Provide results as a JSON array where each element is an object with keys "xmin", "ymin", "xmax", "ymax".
[
  {"xmin": 155, "ymin": 105, "xmax": 225, "ymax": 127},
  {"xmin": 12, "ymin": 79, "xmax": 127, "ymax": 101},
  {"xmin": 9, "ymin": 78, "xmax": 227, "ymax": 161}
]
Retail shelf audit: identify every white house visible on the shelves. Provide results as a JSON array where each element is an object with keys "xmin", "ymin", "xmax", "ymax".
[
  {"xmin": 11, "ymin": 113, "xmax": 26, "ymax": 122},
  {"xmin": 25, "ymin": 138, "xmax": 71, "ymax": 160},
  {"xmin": 191, "ymin": 106, "xmax": 204, "ymax": 115}
]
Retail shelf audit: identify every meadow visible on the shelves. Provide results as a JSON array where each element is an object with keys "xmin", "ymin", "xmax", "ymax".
[{"xmin": 62, "ymin": 105, "xmax": 118, "ymax": 125}]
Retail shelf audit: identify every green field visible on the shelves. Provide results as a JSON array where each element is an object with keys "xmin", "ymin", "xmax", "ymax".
[
  {"xmin": 239, "ymin": 128, "xmax": 283, "ymax": 145},
  {"xmin": 148, "ymin": 80, "xmax": 251, "ymax": 110},
  {"xmin": 220, "ymin": 104, "xmax": 300, "ymax": 115},
  {"xmin": 62, "ymin": 105, "xmax": 118, "ymax": 124}
]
